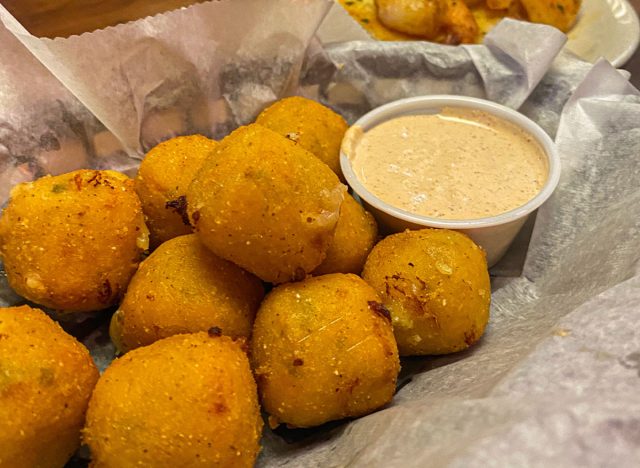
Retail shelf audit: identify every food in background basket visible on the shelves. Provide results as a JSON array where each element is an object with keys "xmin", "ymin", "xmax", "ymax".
[
  {"xmin": 0, "ymin": 306, "xmax": 99, "ymax": 468},
  {"xmin": 312, "ymin": 194, "xmax": 378, "ymax": 275},
  {"xmin": 377, "ymin": 0, "xmax": 480, "ymax": 43},
  {"xmin": 134, "ymin": 134, "xmax": 218, "ymax": 249},
  {"xmin": 518, "ymin": 0, "xmax": 581, "ymax": 32},
  {"xmin": 110, "ymin": 234, "xmax": 264, "ymax": 353},
  {"xmin": 362, "ymin": 229, "xmax": 490, "ymax": 355},
  {"xmin": 186, "ymin": 124, "xmax": 345, "ymax": 284},
  {"xmin": 83, "ymin": 332, "xmax": 262, "ymax": 467},
  {"xmin": 338, "ymin": 0, "xmax": 580, "ymax": 44},
  {"xmin": 256, "ymin": 96, "xmax": 348, "ymax": 180},
  {"xmin": 0, "ymin": 170, "xmax": 149, "ymax": 313},
  {"xmin": 252, "ymin": 273, "xmax": 400, "ymax": 428}
]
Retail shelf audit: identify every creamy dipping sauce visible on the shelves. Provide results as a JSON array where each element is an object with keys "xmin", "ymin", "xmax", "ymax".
[{"xmin": 346, "ymin": 107, "xmax": 549, "ymax": 220}]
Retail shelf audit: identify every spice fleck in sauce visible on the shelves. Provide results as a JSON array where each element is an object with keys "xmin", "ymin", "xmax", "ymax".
[{"xmin": 348, "ymin": 107, "xmax": 549, "ymax": 220}]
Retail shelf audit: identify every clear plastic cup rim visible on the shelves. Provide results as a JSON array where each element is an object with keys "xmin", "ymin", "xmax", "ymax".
[{"xmin": 339, "ymin": 95, "xmax": 561, "ymax": 230}]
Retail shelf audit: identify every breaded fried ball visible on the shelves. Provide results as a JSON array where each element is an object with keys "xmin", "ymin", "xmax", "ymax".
[
  {"xmin": 110, "ymin": 234, "xmax": 264, "ymax": 353},
  {"xmin": 0, "ymin": 170, "xmax": 149, "ymax": 312},
  {"xmin": 251, "ymin": 273, "xmax": 399, "ymax": 428},
  {"xmin": 0, "ymin": 305, "xmax": 99, "ymax": 468},
  {"xmin": 84, "ymin": 332, "xmax": 262, "ymax": 467},
  {"xmin": 255, "ymin": 96, "xmax": 348, "ymax": 180},
  {"xmin": 362, "ymin": 229, "xmax": 490, "ymax": 356},
  {"xmin": 313, "ymin": 194, "xmax": 378, "ymax": 275},
  {"xmin": 187, "ymin": 124, "xmax": 345, "ymax": 284},
  {"xmin": 135, "ymin": 135, "xmax": 217, "ymax": 248}
]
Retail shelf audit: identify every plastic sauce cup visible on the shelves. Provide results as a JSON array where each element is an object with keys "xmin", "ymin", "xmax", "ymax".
[{"xmin": 340, "ymin": 95, "xmax": 561, "ymax": 267}]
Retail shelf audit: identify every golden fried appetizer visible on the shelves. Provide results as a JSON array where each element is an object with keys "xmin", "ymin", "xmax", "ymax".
[
  {"xmin": 519, "ymin": 0, "xmax": 580, "ymax": 32},
  {"xmin": 110, "ymin": 234, "xmax": 264, "ymax": 353},
  {"xmin": 135, "ymin": 135, "xmax": 217, "ymax": 248},
  {"xmin": 252, "ymin": 274, "xmax": 399, "ymax": 428},
  {"xmin": 0, "ymin": 170, "xmax": 149, "ymax": 313},
  {"xmin": 84, "ymin": 332, "xmax": 262, "ymax": 467},
  {"xmin": 376, "ymin": 0, "xmax": 441, "ymax": 38},
  {"xmin": 255, "ymin": 96, "xmax": 348, "ymax": 180},
  {"xmin": 312, "ymin": 195, "xmax": 378, "ymax": 276},
  {"xmin": 486, "ymin": 0, "xmax": 512, "ymax": 9},
  {"xmin": 377, "ymin": 0, "xmax": 479, "ymax": 43},
  {"xmin": 187, "ymin": 124, "xmax": 345, "ymax": 284},
  {"xmin": 439, "ymin": 0, "xmax": 480, "ymax": 44},
  {"xmin": 362, "ymin": 229, "xmax": 490, "ymax": 356},
  {"xmin": 0, "ymin": 306, "xmax": 99, "ymax": 468},
  {"xmin": 340, "ymin": 0, "xmax": 579, "ymax": 43}
]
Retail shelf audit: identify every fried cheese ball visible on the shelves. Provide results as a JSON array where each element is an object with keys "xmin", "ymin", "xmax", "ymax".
[
  {"xmin": 362, "ymin": 229, "xmax": 490, "ymax": 356},
  {"xmin": 0, "ymin": 170, "xmax": 149, "ymax": 312},
  {"xmin": 135, "ymin": 135, "xmax": 217, "ymax": 248},
  {"xmin": 313, "ymin": 194, "xmax": 378, "ymax": 275},
  {"xmin": 110, "ymin": 234, "xmax": 264, "ymax": 352},
  {"xmin": 251, "ymin": 273, "xmax": 399, "ymax": 428},
  {"xmin": 187, "ymin": 124, "xmax": 345, "ymax": 284},
  {"xmin": 84, "ymin": 332, "xmax": 262, "ymax": 467},
  {"xmin": 0, "ymin": 306, "xmax": 99, "ymax": 468},
  {"xmin": 255, "ymin": 96, "xmax": 348, "ymax": 180}
]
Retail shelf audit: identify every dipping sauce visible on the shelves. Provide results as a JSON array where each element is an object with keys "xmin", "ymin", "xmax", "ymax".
[{"xmin": 346, "ymin": 107, "xmax": 549, "ymax": 220}]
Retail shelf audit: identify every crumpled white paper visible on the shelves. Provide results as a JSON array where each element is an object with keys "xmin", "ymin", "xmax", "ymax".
[
  {"xmin": 0, "ymin": 22, "xmax": 131, "ymax": 206},
  {"xmin": 300, "ymin": 19, "xmax": 566, "ymax": 119},
  {"xmin": 0, "ymin": 0, "xmax": 333, "ymax": 156},
  {"xmin": 1, "ymin": 2, "xmax": 639, "ymax": 466}
]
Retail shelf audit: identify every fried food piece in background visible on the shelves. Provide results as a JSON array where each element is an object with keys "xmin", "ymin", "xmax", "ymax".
[
  {"xmin": 255, "ymin": 96, "xmax": 348, "ymax": 180},
  {"xmin": 486, "ymin": 0, "xmax": 512, "ymax": 10},
  {"xmin": 519, "ymin": 0, "xmax": 580, "ymax": 32},
  {"xmin": 338, "ymin": 0, "xmax": 417, "ymax": 40},
  {"xmin": 376, "ymin": 0, "xmax": 479, "ymax": 43},
  {"xmin": 0, "ymin": 170, "xmax": 149, "ymax": 313},
  {"xmin": 343, "ymin": 0, "xmax": 577, "ymax": 43},
  {"xmin": 0, "ymin": 305, "xmax": 99, "ymax": 468},
  {"xmin": 110, "ymin": 234, "xmax": 264, "ymax": 353},
  {"xmin": 376, "ymin": 0, "xmax": 440, "ymax": 38},
  {"xmin": 312, "ymin": 194, "xmax": 378, "ymax": 276},
  {"xmin": 471, "ymin": 1, "xmax": 528, "ymax": 37},
  {"xmin": 252, "ymin": 273, "xmax": 399, "ymax": 428},
  {"xmin": 135, "ymin": 135, "xmax": 217, "ymax": 249},
  {"xmin": 362, "ymin": 229, "xmax": 490, "ymax": 355},
  {"xmin": 439, "ymin": 0, "xmax": 479, "ymax": 43},
  {"xmin": 342, "ymin": 0, "xmax": 479, "ymax": 43},
  {"xmin": 187, "ymin": 124, "xmax": 345, "ymax": 284},
  {"xmin": 84, "ymin": 333, "xmax": 262, "ymax": 467}
]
